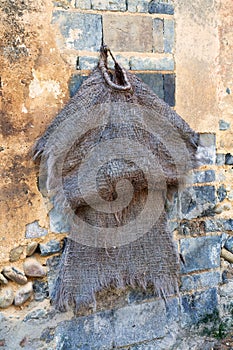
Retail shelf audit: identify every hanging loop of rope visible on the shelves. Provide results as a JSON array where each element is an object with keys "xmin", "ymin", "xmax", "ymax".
[{"xmin": 99, "ymin": 45, "xmax": 133, "ymax": 93}]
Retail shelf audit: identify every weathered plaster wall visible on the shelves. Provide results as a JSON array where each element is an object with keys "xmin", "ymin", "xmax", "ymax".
[
  {"xmin": 175, "ymin": 0, "xmax": 220, "ymax": 132},
  {"xmin": 0, "ymin": 0, "xmax": 233, "ymax": 349},
  {"xmin": 0, "ymin": 0, "xmax": 71, "ymax": 262}
]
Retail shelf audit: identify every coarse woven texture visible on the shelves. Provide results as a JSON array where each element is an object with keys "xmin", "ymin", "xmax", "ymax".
[{"xmin": 33, "ymin": 48, "xmax": 199, "ymax": 311}]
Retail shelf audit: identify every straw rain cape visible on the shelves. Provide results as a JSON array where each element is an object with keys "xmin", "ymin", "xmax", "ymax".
[{"xmin": 33, "ymin": 47, "xmax": 199, "ymax": 311}]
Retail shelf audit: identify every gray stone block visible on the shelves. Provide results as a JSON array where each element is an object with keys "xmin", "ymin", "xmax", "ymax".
[
  {"xmin": 39, "ymin": 240, "xmax": 61, "ymax": 257},
  {"xmin": 166, "ymin": 297, "xmax": 180, "ymax": 325},
  {"xmin": 130, "ymin": 56, "xmax": 174, "ymax": 71},
  {"xmin": 180, "ymin": 186, "xmax": 216, "ymax": 219},
  {"xmin": 55, "ymin": 298, "xmax": 179, "ymax": 349},
  {"xmin": 194, "ymin": 170, "xmax": 215, "ymax": 183},
  {"xmin": 180, "ymin": 271, "xmax": 221, "ymax": 292},
  {"xmin": 222, "ymin": 219, "xmax": 233, "ymax": 231},
  {"xmin": 194, "ymin": 185, "xmax": 216, "ymax": 205},
  {"xmin": 25, "ymin": 221, "xmax": 48, "ymax": 238},
  {"xmin": 52, "ymin": 11, "xmax": 102, "ymax": 51},
  {"xmin": 107, "ymin": 55, "xmax": 130, "ymax": 69},
  {"xmin": 164, "ymin": 74, "xmax": 175, "ymax": 106},
  {"xmin": 219, "ymin": 119, "xmax": 230, "ymax": 130},
  {"xmin": 217, "ymin": 185, "xmax": 227, "ymax": 202},
  {"xmin": 136, "ymin": 73, "xmax": 164, "ymax": 99},
  {"xmin": 224, "ymin": 237, "xmax": 233, "ymax": 254},
  {"xmin": 180, "ymin": 235, "xmax": 221, "ymax": 273},
  {"xmin": 78, "ymin": 56, "xmax": 99, "ymax": 70},
  {"xmin": 75, "ymin": 0, "xmax": 91, "ymax": 9},
  {"xmin": 164, "ymin": 19, "xmax": 174, "ymax": 53},
  {"xmin": 69, "ymin": 75, "xmax": 88, "ymax": 98},
  {"xmin": 204, "ymin": 219, "xmax": 223, "ymax": 232},
  {"xmin": 92, "ymin": 0, "xmax": 126, "ymax": 11},
  {"xmin": 56, "ymin": 312, "xmax": 114, "ymax": 350},
  {"xmin": 225, "ymin": 153, "xmax": 233, "ymax": 165},
  {"xmin": 148, "ymin": 1, "xmax": 174, "ymax": 15},
  {"xmin": 114, "ymin": 299, "xmax": 167, "ymax": 346},
  {"xmin": 46, "ymin": 255, "xmax": 61, "ymax": 298},
  {"xmin": 153, "ymin": 18, "xmax": 164, "ymax": 53},
  {"xmin": 49, "ymin": 207, "xmax": 70, "ymax": 233},
  {"xmin": 181, "ymin": 288, "xmax": 219, "ymax": 327},
  {"xmin": 216, "ymin": 153, "xmax": 225, "ymax": 165},
  {"xmin": 33, "ymin": 280, "xmax": 49, "ymax": 301},
  {"xmin": 180, "ymin": 188, "xmax": 197, "ymax": 217},
  {"xmin": 196, "ymin": 133, "xmax": 216, "ymax": 165},
  {"xmin": 127, "ymin": 0, "xmax": 149, "ymax": 12}
]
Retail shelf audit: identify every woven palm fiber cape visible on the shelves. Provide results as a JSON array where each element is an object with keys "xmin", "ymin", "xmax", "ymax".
[{"xmin": 33, "ymin": 46, "xmax": 199, "ymax": 311}]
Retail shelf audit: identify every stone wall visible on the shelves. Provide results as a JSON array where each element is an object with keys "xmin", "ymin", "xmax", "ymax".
[{"xmin": 0, "ymin": 0, "xmax": 233, "ymax": 349}]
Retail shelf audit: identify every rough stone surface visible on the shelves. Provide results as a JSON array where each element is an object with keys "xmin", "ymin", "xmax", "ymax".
[
  {"xmin": 33, "ymin": 280, "xmax": 49, "ymax": 301},
  {"xmin": 219, "ymin": 119, "xmax": 230, "ymax": 130},
  {"xmin": 23, "ymin": 308, "xmax": 47, "ymax": 322},
  {"xmin": 23, "ymin": 258, "xmax": 46, "ymax": 277},
  {"xmin": 136, "ymin": 73, "xmax": 164, "ymax": 99},
  {"xmin": 204, "ymin": 219, "xmax": 223, "ymax": 232},
  {"xmin": 180, "ymin": 235, "xmax": 221, "ymax": 273},
  {"xmin": 216, "ymin": 153, "xmax": 225, "ymax": 165},
  {"xmin": 127, "ymin": 0, "xmax": 149, "ymax": 13},
  {"xmin": 55, "ymin": 311, "xmax": 114, "ymax": 349},
  {"xmin": 77, "ymin": 56, "xmax": 99, "ymax": 70},
  {"xmin": 52, "ymin": 11, "xmax": 102, "ymax": 51},
  {"xmin": 9, "ymin": 245, "xmax": 24, "ymax": 262},
  {"xmin": 103, "ymin": 14, "xmax": 152, "ymax": 52},
  {"xmin": 194, "ymin": 185, "xmax": 216, "ymax": 206},
  {"xmin": 222, "ymin": 219, "xmax": 233, "ymax": 231},
  {"xmin": 164, "ymin": 19, "xmax": 175, "ymax": 53},
  {"xmin": 181, "ymin": 288, "xmax": 219, "ymax": 327},
  {"xmin": 106, "ymin": 54, "xmax": 130, "ymax": 69},
  {"xmin": 39, "ymin": 240, "xmax": 61, "ymax": 256},
  {"xmin": 25, "ymin": 221, "xmax": 48, "ymax": 239},
  {"xmin": 114, "ymin": 299, "xmax": 167, "ymax": 346},
  {"xmin": 14, "ymin": 282, "xmax": 33, "ymax": 306},
  {"xmin": 164, "ymin": 73, "xmax": 175, "ymax": 106},
  {"xmin": 225, "ymin": 153, "xmax": 233, "ymax": 165},
  {"xmin": 196, "ymin": 134, "xmax": 216, "ymax": 165},
  {"xmin": 153, "ymin": 18, "xmax": 164, "ymax": 53},
  {"xmin": 47, "ymin": 255, "xmax": 61, "ymax": 297},
  {"xmin": 49, "ymin": 207, "xmax": 70, "ymax": 233},
  {"xmin": 224, "ymin": 237, "xmax": 233, "ymax": 254},
  {"xmin": 148, "ymin": 1, "xmax": 174, "ymax": 15},
  {"xmin": 180, "ymin": 186, "xmax": 216, "ymax": 219},
  {"xmin": 217, "ymin": 185, "xmax": 227, "ymax": 202},
  {"xmin": 55, "ymin": 298, "xmax": 178, "ymax": 349},
  {"xmin": 0, "ymin": 288, "xmax": 14, "ymax": 309},
  {"xmin": 2, "ymin": 266, "xmax": 27, "ymax": 285},
  {"xmin": 69, "ymin": 75, "xmax": 88, "ymax": 98},
  {"xmin": 75, "ymin": 0, "xmax": 91, "ymax": 9},
  {"xmin": 180, "ymin": 271, "xmax": 221, "ymax": 292},
  {"xmin": 194, "ymin": 170, "xmax": 215, "ymax": 183},
  {"xmin": 92, "ymin": 0, "xmax": 126, "ymax": 11},
  {"xmin": 26, "ymin": 242, "xmax": 38, "ymax": 257},
  {"xmin": 0, "ymin": 273, "xmax": 8, "ymax": 285},
  {"xmin": 130, "ymin": 56, "xmax": 174, "ymax": 71},
  {"xmin": 40, "ymin": 327, "xmax": 55, "ymax": 344}
]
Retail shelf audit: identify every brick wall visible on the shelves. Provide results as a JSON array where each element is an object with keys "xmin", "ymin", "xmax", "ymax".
[{"xmin": 0, "ymin": 0, "xmax": 233, "ymax": 349}]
